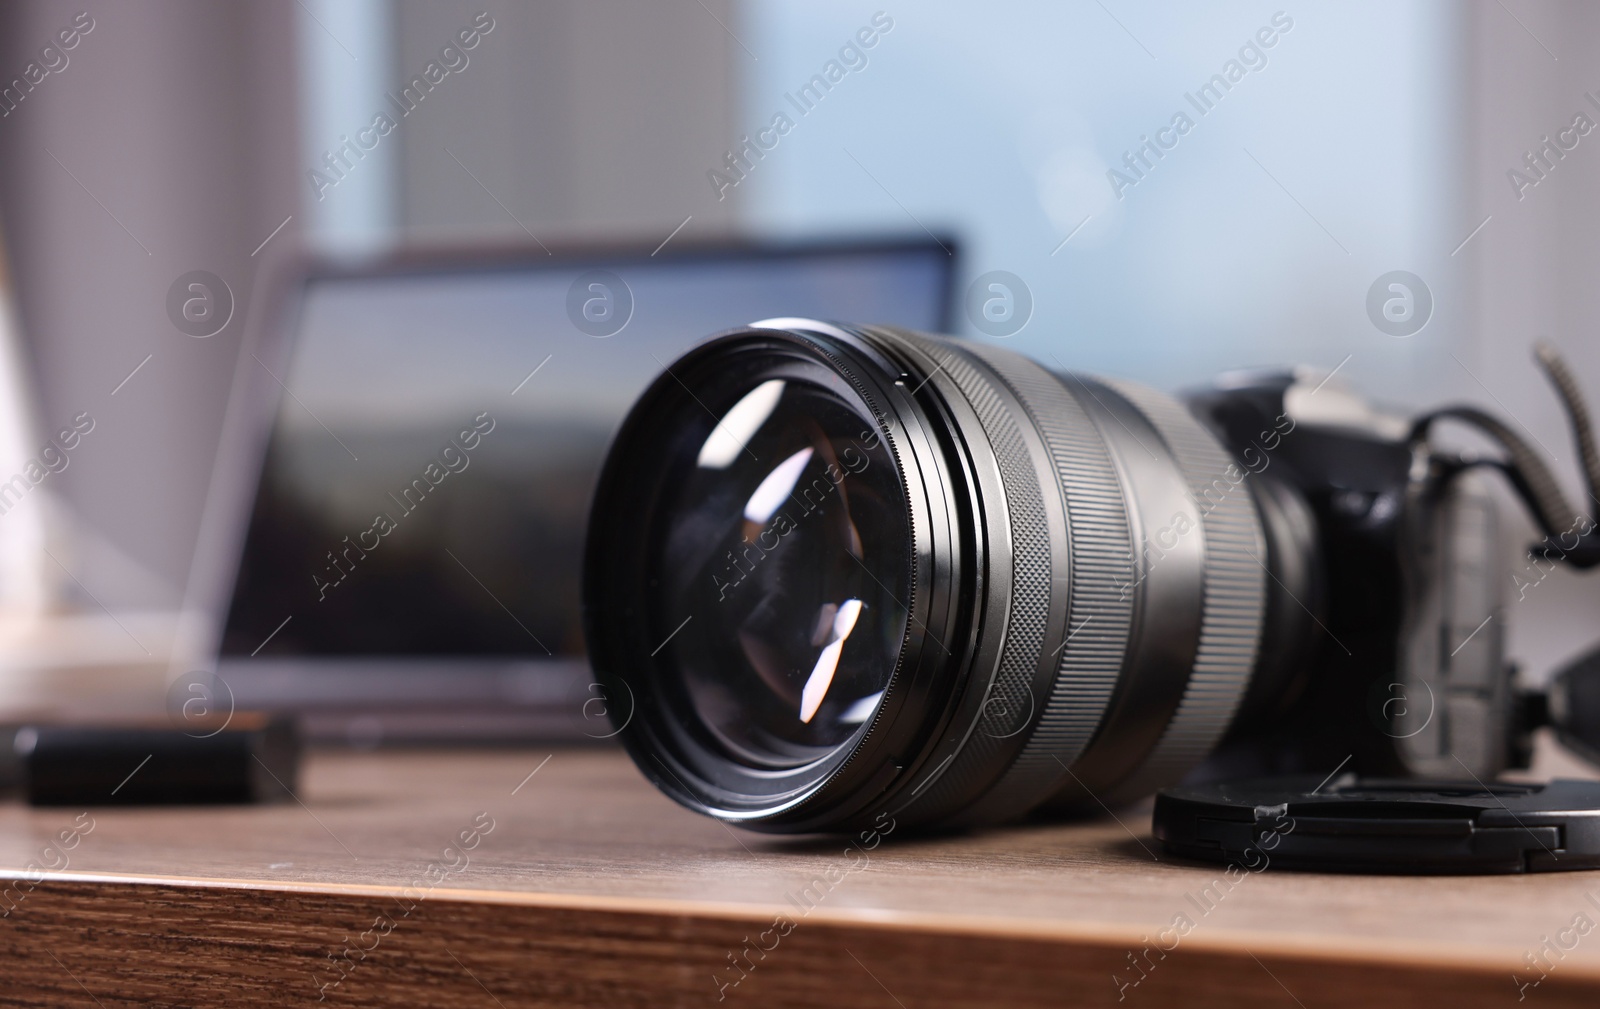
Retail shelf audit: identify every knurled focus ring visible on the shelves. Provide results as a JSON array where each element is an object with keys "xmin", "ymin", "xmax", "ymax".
[{"xmin": 952, "ymin": 343, "xmax": 1138, "ymax": 824}]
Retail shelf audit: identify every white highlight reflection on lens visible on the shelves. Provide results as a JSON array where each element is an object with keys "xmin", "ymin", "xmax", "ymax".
[
  {"xmin": 839, "ymin": 690, "xmax": 883, "ymax": 725},
  {"xmin": 799, "ymin": 598, "xmax": 863, "ymax": 724},
  {"xmin": 697, "ymin": 379, "xmax": 785, "ymax": 469},
  {"xmin": 743, "ymin": 447, "xmax": 812, "ymax": 524}
]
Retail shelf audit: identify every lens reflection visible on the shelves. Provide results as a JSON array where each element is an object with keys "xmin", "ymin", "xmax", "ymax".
[{"xmin": 652, "ymin": 378, "xmax": 909, "ymax": 768}]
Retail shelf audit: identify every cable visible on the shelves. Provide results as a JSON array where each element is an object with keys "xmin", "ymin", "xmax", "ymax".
[
  {"xmin": 1410, "ymin": 344, "xmax": 1600, "ymax": 569},
  {"xmin": 1409, "ymin": 405, "xmax": 1582, "ymax": 540},
  {"xmin": 1534, "ymin": 341, "xmax": 1600, "ymax": 515}
]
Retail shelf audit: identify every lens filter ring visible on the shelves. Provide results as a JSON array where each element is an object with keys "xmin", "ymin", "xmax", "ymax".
[
  {"xmin": 861, "ymin": 329, "xmax": 1062, "ymax": 825},
  {"xmin": 584, "ymin": 323, "xmax": 978, "ymax": 830}
]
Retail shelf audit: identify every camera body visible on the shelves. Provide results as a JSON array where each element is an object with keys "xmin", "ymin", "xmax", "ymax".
[{"xmin": 1189, "ymin": 368, "xmax": 1521, "ymax": 783}]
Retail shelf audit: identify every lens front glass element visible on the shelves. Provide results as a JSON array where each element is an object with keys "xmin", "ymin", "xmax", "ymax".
[{"xmin": 650, "ymin": 375, "xmax": 910, "ymax": 769}]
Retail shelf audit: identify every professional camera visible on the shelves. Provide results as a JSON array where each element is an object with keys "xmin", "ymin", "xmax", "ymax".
[{"xmin": 583, "ymin": 320, "xmax": 1600, "ymax": 834}]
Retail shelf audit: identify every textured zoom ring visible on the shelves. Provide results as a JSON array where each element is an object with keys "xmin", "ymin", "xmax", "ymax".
[
  {"xmin": 954, "ymin": 346, "xmax": 1137, "ymax": 823},
  {"xmin": 1101, "ymin": 379, "xmax": 1266, "ymax": 803}
]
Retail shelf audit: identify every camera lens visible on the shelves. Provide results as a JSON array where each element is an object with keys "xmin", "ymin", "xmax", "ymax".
[
  {"xmin": 655, "ymin": 377, "xmax": 909, "ymax": 767},
  {"xmin": 585, "ymin": 321, "xmax": 1274, "ymax": 832}
]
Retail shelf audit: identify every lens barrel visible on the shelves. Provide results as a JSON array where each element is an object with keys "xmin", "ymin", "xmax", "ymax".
[{"xmin": 584, "ymin": 321, "xmax": 1271, "ymax": 832}]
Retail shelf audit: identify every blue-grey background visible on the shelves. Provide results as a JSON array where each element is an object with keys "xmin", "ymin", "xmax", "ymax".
[{"xmin": 0, "ymin": 0, "xmax": 1596, "ymax": 686}]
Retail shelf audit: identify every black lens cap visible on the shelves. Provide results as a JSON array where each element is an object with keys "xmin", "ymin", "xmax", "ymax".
[{"xmin": 1153, "ymin": 776, "xmax": 1600, "ymax": 874}]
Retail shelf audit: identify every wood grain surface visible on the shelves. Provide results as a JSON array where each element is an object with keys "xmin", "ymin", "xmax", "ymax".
[{"xmin": 0, "ymin": 741, "xmax": 1596, "ymax": 1006}]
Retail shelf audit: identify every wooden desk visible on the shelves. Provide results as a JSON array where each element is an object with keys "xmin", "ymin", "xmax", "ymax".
[{"xmin": 1, "ymin": 744, "xmax": 1598, "ymax": 1007}]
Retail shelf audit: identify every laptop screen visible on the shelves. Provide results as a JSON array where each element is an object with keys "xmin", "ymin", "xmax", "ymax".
[{"xmin": 219, "ymin": 241, "xmax": 954, "ymax": 663}]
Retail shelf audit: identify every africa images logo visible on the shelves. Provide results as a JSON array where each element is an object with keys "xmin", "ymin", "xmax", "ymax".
[{"xmin": 166, "ymin": 271, "xmax": 234, "ymax": 338}]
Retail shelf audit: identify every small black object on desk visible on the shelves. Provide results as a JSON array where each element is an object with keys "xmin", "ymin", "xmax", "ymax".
[{"xmin": 6, "ymin": 713, "xmax": 300, "ymax": 806}]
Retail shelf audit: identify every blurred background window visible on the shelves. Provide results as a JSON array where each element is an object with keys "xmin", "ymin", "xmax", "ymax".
[{"xmin": 0, "ymin": 0, "xmax": 1595, "ymax": 713}]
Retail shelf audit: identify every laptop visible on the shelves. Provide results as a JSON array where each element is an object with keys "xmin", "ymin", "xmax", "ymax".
[{"xmin": 190, "ymin": 237, "xmax": 957, "ymax": 745}]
